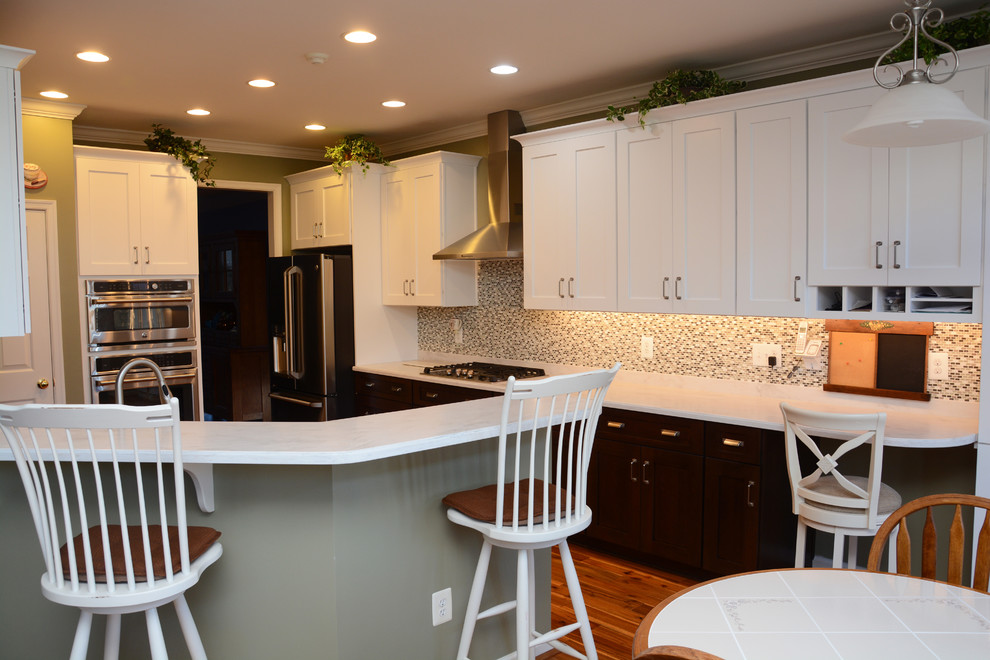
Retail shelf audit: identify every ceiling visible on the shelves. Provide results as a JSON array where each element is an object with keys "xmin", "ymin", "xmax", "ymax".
[{"xmin": 1, "ymin": 0, "xmax": 985, "ymax": 158}]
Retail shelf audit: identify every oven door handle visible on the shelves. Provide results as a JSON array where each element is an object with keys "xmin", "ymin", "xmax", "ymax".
[
  {"xmin": 93, "ymin": 370, "xmax": 198, "ymax": 391},
  {"xmin": 87, "ymin": 296, "xmax": 195, "ymax": 305}
]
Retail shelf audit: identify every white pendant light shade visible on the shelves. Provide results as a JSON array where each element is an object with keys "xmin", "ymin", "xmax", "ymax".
[{"xmin": 844, "ymin": 82, "xmax": 990, "ymax": 147}]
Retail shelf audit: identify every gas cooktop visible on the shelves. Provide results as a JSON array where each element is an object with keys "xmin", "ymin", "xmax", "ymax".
[{"xmin": 422, "ymin": 362, "xmax": 546, "ymax": 383}]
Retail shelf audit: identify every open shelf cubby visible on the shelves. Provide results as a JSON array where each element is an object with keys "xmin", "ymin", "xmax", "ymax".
[{"xmin": 810, "ymin": 285, "xmax": 978, "ymax": 321}]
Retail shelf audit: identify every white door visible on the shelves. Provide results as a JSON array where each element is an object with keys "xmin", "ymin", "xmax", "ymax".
[
  {"xmin": 808, "ymin": 86, "xmax": 889, "ymax": 286},
  {"xmin": 672, "ymin": 112, "xmax": 736, "ymax": 315},
  {"xmin": 139, "ymin": 160, "xmax": 198, "ymax": 274},
  {"xmin": 570, "ymin": 133, "xmax": 617, "ymax": 311},
  {"xmin": 617, "ymin": 121, "xmax": 674, "ymax": 313},
  {"xmin": 380, "ymin": 169, "xmax": 417, "ymax": 305},
  {"xmin": 0, "ymin": 200, "xmax": 62, "ymax": 405},
  {"xmin": 887, "ymin": 67, "xmax": 985, "ymax": 287},
  {"xmin": 523, "ymin": 141, "xmax": 572, "ymax": 310},
  {"xmin": 736, "ymin": 100, "xmax": 808, "ymax": 317}
]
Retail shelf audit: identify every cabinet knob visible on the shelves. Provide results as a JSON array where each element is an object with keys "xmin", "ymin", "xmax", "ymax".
[{"xmin": 37, "ymin": 379, "xmax": 49, "ymax": 390}]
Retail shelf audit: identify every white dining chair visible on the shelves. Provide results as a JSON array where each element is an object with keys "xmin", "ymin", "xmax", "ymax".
[
  {"xmin": 443, "ymin": 363, "xmax": 620, "ymax": 660},
  {"xmin": 780, "ymin": 402, "xmax": 901, "ymax": 569},
  {"xmin": 0, "ymin": 398, "xmax": 222, "ymax": 660}
]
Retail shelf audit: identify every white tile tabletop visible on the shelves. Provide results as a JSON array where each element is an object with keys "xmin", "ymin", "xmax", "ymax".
[{"xmin": 637, "ymin": 569, "xmax": 990, "ymax": 660}]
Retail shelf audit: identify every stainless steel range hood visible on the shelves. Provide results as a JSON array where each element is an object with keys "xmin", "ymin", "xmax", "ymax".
[{"xmin": 433, "ymin": 110, "xmax": 525, "ymax": 260}]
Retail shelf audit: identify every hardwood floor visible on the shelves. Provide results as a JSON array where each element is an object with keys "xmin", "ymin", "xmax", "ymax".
[{"xmin": 538, "ymin": 544, "xmax": 698, "ymax": 660}]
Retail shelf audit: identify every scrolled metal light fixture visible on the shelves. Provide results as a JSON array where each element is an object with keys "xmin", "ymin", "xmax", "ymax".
[{"xmin": 844, "ymin": 0, "xmax": 990, "ymax": 147}]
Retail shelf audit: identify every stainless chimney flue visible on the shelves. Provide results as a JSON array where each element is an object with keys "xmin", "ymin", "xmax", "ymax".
[{"xmin": 433, "ymin": 110, "xmax": 525, "ymax": 260}]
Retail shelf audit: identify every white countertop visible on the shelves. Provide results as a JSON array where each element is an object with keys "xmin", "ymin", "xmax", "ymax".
[
  {"xmin": 1, "ymin": 360, "xmax": 977, "ymax": 468},
  {"xmin": 357, "ymin": 356, "xmax": 979, "ymax": 450},
  {"xmin": 637, "ymin": 568, "xmax": 990, "ymax": 660}
]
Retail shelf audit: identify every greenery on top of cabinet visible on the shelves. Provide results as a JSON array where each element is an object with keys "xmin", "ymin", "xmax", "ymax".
[
  {"xmin": 144, "ymin": 124, "xmax": 216, "ymax": 186},
  {"xmin": 606, "ymin": 70, "xmax": 745, "ymax": 125},
  {"xmin": 324, "ymin": 134, "xmax": 391, "ymax": 175}
]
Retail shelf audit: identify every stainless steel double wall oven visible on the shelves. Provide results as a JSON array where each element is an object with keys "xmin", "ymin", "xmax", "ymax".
[{"xmin": 86, "ymin": 279, "xmax": 200, "ymax": 420}]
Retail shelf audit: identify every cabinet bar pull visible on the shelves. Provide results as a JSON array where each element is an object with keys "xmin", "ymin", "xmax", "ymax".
[
  {"xmin": 425, "ymin": 392, "xmax": 439, "ymax": 399},
  {"xmin": 660, "ymin": 429, "xmax": 680, "ymax": 438},
  {"xmin": 746, "ymin": 480, "xmax": 756, "ymax": 508},
  {"xmin": 363, "ymin": 382, "xmax": 375, "ymax": 389},
  {"xmin": 606, "ymin": 421, "xmax": 625, "ymax": 429},
  {"xmin": 133, "ymin": 247, "xmax": 139, "ymax": 264},
  {"xmin": 403, "ymin": 279, "xmax": 409, "ymax": 295},
  {"xmin": 389, "ymin": 385, "xmax": 403, "ymax": 393},
  {"xmin": 568, "ymin": 277, "xmax": 575, "ymax": 298},
  {"xmin": 793, "ymin": 275, "xmax": 801, "ymax": 302},
  {"xmin": 629, "ymin": 458, "xmax": 638, "ymax": 483},
  {"xmin": 892, "ymin": 240, "xmax": 902, "ymax": 269},
  {"xmin": 662, "ymin": 276, "xmax": 670, "ymax": 300},
  {"xmin": 558, "ymin": 278, "xmax": 565, "ymax": 298},
  {"xmin": 313, "ymin": 222, "xmax": 318, "ymax": 238},
  {"xmin": 642, "ymin": 460, "xmax": 651, "ymax": 485},
  {"xmin": 674, "ymin": 276, "xmax": 682, "ymax": 300},
  {"xmin": 722, "ymin": 438, "xmax": 744, "ymax": 448},
  {"xmin": 875, "ymin": 241, "xmax": 884, "ymax": 269},
  {"xmin": 409, "ymin": 279, "xmax": 415, "ymax": 295},
  {"xmin": 144, "ymin": 246, "xmax": 150, "ymax": 264}
]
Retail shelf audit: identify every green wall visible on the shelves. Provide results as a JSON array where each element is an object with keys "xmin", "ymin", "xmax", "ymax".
[{"xmin": 20, "ymin": 116, "xmax": 320, "ymax": 403}]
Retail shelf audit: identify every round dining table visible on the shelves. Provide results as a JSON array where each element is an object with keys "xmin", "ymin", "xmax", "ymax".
[{"xmin": 633, "ymin": 568, "xmax": 990, "ymax": 660}]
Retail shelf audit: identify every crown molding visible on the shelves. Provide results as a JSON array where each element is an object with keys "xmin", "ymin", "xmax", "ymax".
[
  {"xmin": 22, "ymin": 97, "xmax": 87, "ymax": 120},
  {"xmin": 71, "ymin": 125, "xmax": 325, "ymax": 161}
]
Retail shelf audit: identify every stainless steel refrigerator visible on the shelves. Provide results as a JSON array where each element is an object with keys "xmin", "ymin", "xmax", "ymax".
[{"xmin": 267, "ymin": 251, "xmax": 355, "ymax": 421}]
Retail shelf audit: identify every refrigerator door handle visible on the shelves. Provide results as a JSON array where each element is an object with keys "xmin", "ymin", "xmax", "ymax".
[
  {"xmin": 284, "ymin": 265, "xmax": 305, "ymax": 380},
  {"xmin": 269, "ymin": 392, "xmax": 324, "ymax": 408}
]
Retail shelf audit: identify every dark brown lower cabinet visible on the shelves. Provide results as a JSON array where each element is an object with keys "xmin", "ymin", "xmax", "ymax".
[
  {"xmin": 582, "ymin": 408, "xmax": 795, "ymax": 577},
  {"xmin": 583, "ymin": 409, "xmax": 705, "ymax": 570},
  {"xmin": 354, "ymin": 373, "xmax": 496, "ymax": 415}
]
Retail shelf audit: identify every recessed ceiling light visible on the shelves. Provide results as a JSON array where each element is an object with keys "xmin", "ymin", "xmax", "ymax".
[
  {"xmin": 248, "ymin": 79, "xmax": 275, "ymax": 88},
  {"xmin": 40, "ymin": 90, "xmax": 69, "ymax": 99},
  {"xmin": 490, "ymin": 64, "xmax": 518, "ymax": 75},
  {"xmin": 382, "ymin": 100, "xmax": 406, "ymax": 108},
  {"xmin": 187, "ymin": 108, "xmax": 211, "ymax": 116},
  {"xmin": 76, "ymin": 51, "xmax": 110, "ymax": 63},
  {"xmin": 343, "ymin": 30, "xmax": 377, "ymax": 44},
  {"xmin": 305, "ymin": 124, "xmax": 326, "ymax": 131}
]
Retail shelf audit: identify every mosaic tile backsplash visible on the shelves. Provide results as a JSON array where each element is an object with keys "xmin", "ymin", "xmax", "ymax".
[{"xmin": 418, "ymin": 261, "xmax": 982, "ymax": 401}]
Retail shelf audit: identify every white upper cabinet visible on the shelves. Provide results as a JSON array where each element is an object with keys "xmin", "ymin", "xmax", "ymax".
[
  {"xmin": 380, "ymin": 152, "xmax": 480, "ymax": 307},
  {"xmin": 0, "ymin": 45, "xmax": 32, "ymax": 337},
  {"xmin": 521, "ymin": 130, "xmax": 616, "ymax": 311},
  {"xmin": 616, "ymin": 113, "xmax": 735, "ymax": 314},
  {"xmin": 76, "ymin": 147, "xmax": 198, "ymax": 276},
  {"xmin": 671, "ymin": 112, "xmax": 736, "ymax": 315},
  {"xmin": 808, "ymin": 68, "xmax": 985, "ymax": 287},
  {"xmin": 736, "ymin": 100, "xmax": 808, "ymax": 317},
  {"xmin": 287, "ymin": 165, "xmax": 384, "ymax": 249}
]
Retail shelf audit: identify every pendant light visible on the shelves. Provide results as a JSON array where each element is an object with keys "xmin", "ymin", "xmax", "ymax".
[{"xmin": 844, "ymin": 0, "xmax": 990, "ymax": 147}]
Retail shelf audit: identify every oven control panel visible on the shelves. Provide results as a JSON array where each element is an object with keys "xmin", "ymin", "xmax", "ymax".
[{"xmin": 88, "ymin": 279, "xmax": 192, "ymax": 294}]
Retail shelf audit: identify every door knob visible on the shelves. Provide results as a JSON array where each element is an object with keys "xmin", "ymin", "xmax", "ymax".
[{"xmin": 37, "ymin": 379, "xmax": 50, "ymax": 389}]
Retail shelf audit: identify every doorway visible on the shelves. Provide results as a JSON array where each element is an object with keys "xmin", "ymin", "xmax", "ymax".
[{"xmin": 197, "ymin": 187, "xmax": 271, "ymax": 420}]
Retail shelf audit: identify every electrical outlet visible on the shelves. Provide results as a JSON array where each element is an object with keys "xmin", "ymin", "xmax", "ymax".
[
  {"xmin": 432, "ymin": 588, "xmax": 452, "ymax": 626},
  {"xmin": 752, "ymin": 343, "xmax": 782, "ymax": 367},
  {"xmin": 640, "ymin": 336, "xmax": 654, "ymax": 359},
  {"xmin": 450, "ymin": 318, "xmax": 463, "ymax": 344},
  {"xmin": 929, "ymin": 352, "xmax": 949, "ymax": 380}
]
